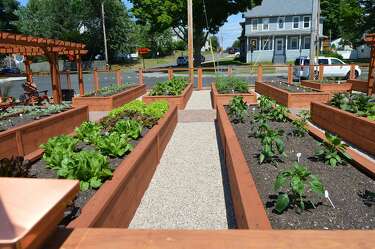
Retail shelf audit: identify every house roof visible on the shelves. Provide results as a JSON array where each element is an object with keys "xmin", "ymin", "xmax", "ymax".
[{"xmin": 244, "ymin": 0, "xmax": 313, "ymax": 18}]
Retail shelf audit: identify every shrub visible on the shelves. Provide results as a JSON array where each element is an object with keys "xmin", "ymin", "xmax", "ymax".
[
  {"xmin": 149, "ymin": 78, "xmax": 188, "ymax": 96},
  {"xmin": 228, "ymin": 96, "xmax": 248, "ymax": 123},
  {"xmin": 216, "ymin": 77, "xmax": 249, "ymax": 94}
]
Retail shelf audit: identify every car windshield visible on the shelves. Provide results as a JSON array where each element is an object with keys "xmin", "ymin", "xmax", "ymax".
[{"xmin": 295, "ymin": 59, "xmax": 309, "ymax": 66}]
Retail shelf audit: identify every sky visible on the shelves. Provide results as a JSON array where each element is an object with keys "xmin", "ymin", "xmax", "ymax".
[{"xmin": 18, "ymin": 0, "xmax": 242, "ymax": 48}]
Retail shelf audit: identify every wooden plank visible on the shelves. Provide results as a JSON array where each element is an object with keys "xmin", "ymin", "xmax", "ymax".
[{"xmin": 57, "ymin": 229, "xmax": 375, "ymax": 249}]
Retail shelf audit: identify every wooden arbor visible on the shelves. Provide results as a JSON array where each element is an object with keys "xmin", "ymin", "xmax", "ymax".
[
  {"xmin": 365, "ymin": 34, "xmax": 375, "ymax": 96},
  {"xmin": 0, "ymin": 32, "xmax": 88, "ymax": 103}
]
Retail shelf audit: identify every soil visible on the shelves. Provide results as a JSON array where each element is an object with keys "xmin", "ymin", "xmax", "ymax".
[
  {"xmin": 229, "ymin": 106, "xmax": 375, "ymax": 229},
  {"xmin": 84, "ymin": 85, "xmax": 136, "ymax": 97},
  {"xmin": 267, "ymin": 81, "xmax": 317, "ymax": 93},
  {"xmin": 218, "ymin": 89, "xmax": 250, "ymax": 94},
  {"xmin": 308, "ymin": 80, "xmax": 346, "ymax": 84},
  {"xmin": 27, "ymin": 125, "xmax": 150, "ymax": 225}
]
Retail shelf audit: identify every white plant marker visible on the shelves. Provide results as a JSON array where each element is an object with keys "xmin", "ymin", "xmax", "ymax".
[
  {"xmin": 296, "ymin": 153, "xmax": 302, "ymax": 163},
  {"xmin": 325, "ymin": 190, "xmax": 336, "ymax": 209}
]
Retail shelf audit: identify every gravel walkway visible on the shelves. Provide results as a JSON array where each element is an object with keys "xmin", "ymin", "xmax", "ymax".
[
  {"xmin": 186, "ymin": 90, "xmax": 212, "ymax": 110},
  {"xmin": 129, "ymin": 91, "xmax": 235, "ymax": 229}
]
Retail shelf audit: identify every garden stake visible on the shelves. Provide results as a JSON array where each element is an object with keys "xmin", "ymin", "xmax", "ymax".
[
  {"xmin": 296, "ymin": 153, "xmax": 302, "ymax": 163},
  {"xmin": 325, "ymin": 190, "xmax": 336, "ymax": 209}
]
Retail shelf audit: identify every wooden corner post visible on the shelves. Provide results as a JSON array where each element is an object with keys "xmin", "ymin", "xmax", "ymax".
[
  {"xmin": 319, "ymin": 64, "xmax": 324, "ymax": 81},
  {"xmin": 93, "ymin": 67, "xmax": 100, "ymax": 93},
  {"xmin": 287, "ymin": 64, "xmax": 293, "ymax": 84},
  {"xmin": 257, "ymin": 64, "xmax": 263, "ymax": 82},
  {"xmin": 198, "ymin": 67, "xmax": 203, "ymax": 90},
  {"xmin": 168, "ymin": 67, "xmax": 174, "ymax": 80},
  {"xmin": 368, "ymin": 47, "xmax": 375, "ymax": 96},
  {"xmin": 76, "ymin": 55, "xmax": 84, "ymax": 96}
]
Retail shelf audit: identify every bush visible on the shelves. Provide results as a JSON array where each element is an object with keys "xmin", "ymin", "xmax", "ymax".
[
  {"xmin": 321, "ymin": 51, "xmax": 344, "ymax": 60},
  {"xmin": 216, "ymin": 77, "xmax": 249, "ymax": 94},
  {"xmin": 149, "ymin": 78, "xmax": 188, "ymax": 96}
]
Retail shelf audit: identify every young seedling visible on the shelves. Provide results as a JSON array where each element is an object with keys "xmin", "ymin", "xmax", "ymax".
[
  {"xmin": 315, "ymin": 132, "xmax": 352, "ymax": 167},
  {"xmin": 274, "ymin": 162, "xmax": 325, "ymax": 214},
  {"xmin": 258, "ymin": 124, "xmax": 286, "ymax": 165}
]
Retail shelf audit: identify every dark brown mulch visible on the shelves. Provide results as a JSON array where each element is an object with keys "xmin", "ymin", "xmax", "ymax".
[
  {"xmin": 229, "ymin": 107, "xmax": 375, "ymax": 229},
  {"xmin": 267, "ymin": 81, "xmax": 316, "ymax": 93},
  {"xmin": 84, "ymin": 85, "xmax": 136, "ymax": 97}
]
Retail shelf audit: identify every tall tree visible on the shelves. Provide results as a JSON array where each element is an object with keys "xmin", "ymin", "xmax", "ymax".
[
  {"xmin": 0, "ymin": 0, "xmax": 19, "ymax": 32},
  {"xmin": 129, "ymin": 0, "xmax": 262, "ymax": 65}
]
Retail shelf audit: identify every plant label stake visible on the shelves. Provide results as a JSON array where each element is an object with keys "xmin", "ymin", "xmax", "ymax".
[
  {"xmin": 297, "ymin": 153, "xmax": 302, "ymax": 163},
  {"xmin": 325, "ymin": 190, "xmax": 336, "ymax": 209}
]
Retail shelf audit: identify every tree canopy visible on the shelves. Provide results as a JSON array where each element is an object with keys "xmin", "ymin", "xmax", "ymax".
[{"xmin": 0, "ymin": 0, "xmax": 19, "ymax": 32}]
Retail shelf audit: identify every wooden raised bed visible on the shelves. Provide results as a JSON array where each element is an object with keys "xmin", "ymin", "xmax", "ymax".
[
  {"xmin": 211, "ymin": 83, "xmax": 257, "ymax": 109},
  {"xmin": 301, "ymin": 80, "xmax": 352, "ymax": 94},
  {"xmin": 68, "ymin": 105, "xmax": 178, "ymax": 228},
  {"xmin": 72, "ymin": 84, "xmax": 146, "ymax": 112},
  {"xmin": 311, "ymin": 101, "xmax": 375, "ymax": 156},
  {"xmin": 143, "ymin": 83, "xmax": 193, "ymax": 110},
  {"xmin": 347, "ymin": 79, "xmax": 375, "ymax": 93},
  {"xmin": 0, "ymin": 106, "xmax": 89, "ymax": 159},
  {"xmin": 255, "ymin": 81, "xmax": 330, "ymax": 108}
]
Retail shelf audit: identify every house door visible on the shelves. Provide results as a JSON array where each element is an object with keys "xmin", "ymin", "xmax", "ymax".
[{"xmin": 275, "ymin": 38, "xmax": 285, "ymax": 55}]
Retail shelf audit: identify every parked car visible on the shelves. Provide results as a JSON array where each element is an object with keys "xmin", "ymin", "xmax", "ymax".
[
  {"xmin": 227, "ymin": 47, "xmax": 239, "ymax": 54},
  {"xmin": 294, "ymin": 56, "xmax": 361, "ymax": 80},
  {"xmin": 0, "ymin": 67, "xmax": 21, "ymax": 75},
  {"xmin": 176, "ymin": 55, "xmax": 205, "ymax": 66}
]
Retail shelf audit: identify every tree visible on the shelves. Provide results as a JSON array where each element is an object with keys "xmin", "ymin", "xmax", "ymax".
[
  {"xmin": 232, "ymin": 39, "xmax": 241, "ymax": 48},
  {"xmin": 129, "ymin": 0, "xmax": 262, "ymax": 65},
  {"xmin": 209, "ymin": 36, "xmax": 220, "ymax": 52},
  {"xmin": 0, "ymin": 0, "xmax": 19, "ymax": 32}
]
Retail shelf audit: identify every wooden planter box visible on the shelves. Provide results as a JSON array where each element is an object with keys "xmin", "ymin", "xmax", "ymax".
[
  {"xmin": 311, "ymin": 101, "xmax": 375, "ymax": 156},
  {"xmin": 72, "ymin": 84, "xmax": 147, "ymax": 112},
  {"xmin": 211, "ymin": 83, "xmax": 257, "ymax": 109},
  {"xmin": 0, "ymin": 106, "xmax": 89, "ymax": 159},
  {"xmin": 255, "ymin": 81, "xmax": 330, "ymax": 108},
  {"xmin": 143, "ymin": 83, "xmax": 193, "ymax": 110},
  {"xmin": 68, "ymin": 105, "xmax": 178, "ymax": 228},
  {"xmin": 301, "ymin": 80, "xmax": 352, "ymax": 94},
  {"xmin": 347, "ymin": 79, "xmax": 375, "ymax": 93}
]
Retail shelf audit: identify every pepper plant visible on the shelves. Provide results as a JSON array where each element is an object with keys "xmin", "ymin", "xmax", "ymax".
[
  {"xmin": 274, "ymin": 163, "xmax": 325, "ymax": 213},
  {"xmin": 258, "ymin": 124, "xmax": 286, "ymax": 164},
  {"xmin": 259, "ymin": 96, "xmax": 275, "ymax": 113},
  {"xmin": 315, "ymin": 132, "xmax": 352, "ymax": 167},
  {"xmin": 269, "ymin": 104, "xmax": 289, "ymax": 122},
  {"xmin": 228, "ymin": 96, "xmax": 248, "ymax": 123}
]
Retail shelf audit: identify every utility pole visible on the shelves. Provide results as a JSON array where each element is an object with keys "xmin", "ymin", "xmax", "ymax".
[
  {"xmin": 310, "ymin": 0, "xmax": 320, "ymax": 64},
  {"xmin": 187, "ymin": 0, "xmax": 194, "ymax": 85},
  {"xmin": 101, "ymin": 1, "xmax": 109, "ymax": 66}
]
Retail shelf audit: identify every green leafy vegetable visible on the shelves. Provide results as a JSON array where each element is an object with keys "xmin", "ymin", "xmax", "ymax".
[
  {"xmin": 216, "ymin": 77, "xmax": 249, "ymax": 94},
  {"xmin": 95, "ymin": 132, "xmax": 133, "ymax": 157},
  {"xmin": 315, "ymin": 132, "xmax": 352, "ymax": 167},
  {"xmin": 149, "ymin": 78, "xmax": 188, "ymax": 96},
  {"xmin": 75, "ymin": 122, "xmax": 102, "ymax": 144},
  {"xmin": 258, "ymin": 124, "xmax": 286, "ymax": 164},
  {"xmin": 228, "ymin": 96, "xmax": 248, "ymax": 123},
  {"xmin": 113, "ymin": 120, "xmax": 143, "ymax": 140}
]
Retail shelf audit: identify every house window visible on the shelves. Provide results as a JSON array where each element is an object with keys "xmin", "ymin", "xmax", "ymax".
[
  {"xmin": 293, "ymin": 16, "xmax": 300, "ymax": 29},
  {"xmin": 303, "ymin": 37, "xmax": 311, "ymax": 49},
  {"xmin": 251, "ymin": 19, "xmax": 258, "ymax": 31},
  {"xmin": 249, "ymin": 38, "xmax": 259, "ymax": 51},
  {"xmin": 262, "ymin": 18, "xmax": 269, "ymax": 30},
  {"xmin": 288, "ymin": 36, "xmax": 299, "ymax": 50},
  {"xmin": 277, "ymin": 17, "xmax": 285, "ymax": 29},
  {"xmin": 262, "ymin": 38, "xmax": 273, "ymax": 50},
  {"xmin": 303, "ymin": 16, "xmax": 311, "ymax": 28}
]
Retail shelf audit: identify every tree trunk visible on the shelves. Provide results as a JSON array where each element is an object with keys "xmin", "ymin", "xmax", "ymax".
[{"xmin": 193, "ymin": 30, "xmax": 206, "ymax": 66}]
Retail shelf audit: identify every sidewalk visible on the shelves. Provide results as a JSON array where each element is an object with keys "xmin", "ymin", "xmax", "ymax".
[{"xmin": 129, "ymin": 91, "xmax": 235, "ymax": 229}]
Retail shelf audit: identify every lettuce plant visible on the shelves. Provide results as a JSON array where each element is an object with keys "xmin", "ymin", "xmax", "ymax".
[
  {"xmin": 274, "ymin": 163, "xmax": 324, "ymax": 213},
  {"xmin": 149, "ymin": 78, "xmax": 187, "ymax": 96},
  {"xmin": 113, "ymin": 120, "xmax": 143, "ymax": 140},
  {"xmin": 75, "ymin": 122, "xmax": 102, "ymax": 144},
  {"xmin": 216, "ymin": 77, "xmax": 249, "ymax": 94},
  {"xmin": 95, "ymin": 132, "xmax": 133, "ymax": 157}
]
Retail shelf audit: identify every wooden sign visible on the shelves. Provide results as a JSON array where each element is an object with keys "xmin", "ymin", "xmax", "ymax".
[{"xmin": 138, "ymin": 48, "xmax": 151, "ymax": 55}]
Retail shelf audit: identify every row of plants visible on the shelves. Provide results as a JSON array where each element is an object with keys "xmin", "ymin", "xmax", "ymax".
[
  {"xmin": 228, "ymin": 96, "xmax": 354, "ymax": 214},
  {"xmin": 216, "ymin": 77, "xmax": 249, "ymax": 94},
  {"xmin": 0, "ymin": 100, "xmax": 169, "ymax": 192},
  {"xmin": 84, "ymin": 83, "xmax": 135, "ymax": 97},
  {"xmin": 0, "ymin": 102, "xmax": 72, "ymax": 131},
  {"xmin": 330, "ymin": 93, "xmax": 375, "ymax": 121},
  {"xmin": 149, "ymin": 78, "xmax": 188, "ymax": 96}
]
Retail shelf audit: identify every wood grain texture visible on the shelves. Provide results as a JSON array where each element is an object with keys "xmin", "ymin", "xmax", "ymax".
[
  {"xmin": 211, "ymin": 83, "xmax": 257, "ymax": 109},
  {"xmin": 301, "ymin": 80, "xmax": 352, "ymax": 93}
]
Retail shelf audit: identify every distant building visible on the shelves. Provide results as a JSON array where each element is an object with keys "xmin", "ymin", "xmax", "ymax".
[
  {"xmin": 331, "ymin": 38, "xmax": 371, "ymax": 60},
  {"xmin": 240, "ymin": 0, "xmax": 324, "ymax": 64}
]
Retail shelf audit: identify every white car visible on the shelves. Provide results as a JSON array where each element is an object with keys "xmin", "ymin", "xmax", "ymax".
[{"xmin": 294, "ymin": 56, "xmax": 361, "ymax": 80}]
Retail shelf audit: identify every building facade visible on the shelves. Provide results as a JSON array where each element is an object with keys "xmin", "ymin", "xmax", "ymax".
[{"xmin": 240, "ymin": 0, "xmax": 324, "ymax": 64}]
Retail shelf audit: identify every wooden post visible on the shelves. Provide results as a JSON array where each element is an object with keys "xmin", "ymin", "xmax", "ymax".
[
  {"xmin": 93, "ymin": 67, "xmax": 100, "ymax": 93},
  {"xmin": 287, "ymin": 64, "xmax": 293, "ymax": 84},
  {"xmin": 198, "ymin": 67, "xmax": 203, "ymax": 90},
  {"xmin": 24, "ymin": 56, "xmax": 33, "ymax": 83},
  {"xmin": 76, "ymin": 55, "xmax": 84, "ymax": 96},
  {"xmin": 66, "ymin": 70, "xmax": 72, "ymax": 89},
  {"xmin": 187, "ymin": 0, "xmax": 194, "ymax": 85},
  {"xmin": 139, "ymin": 68, "xmax": 144, "ymax": 85},
  {"xmin": 168, "ymin": 67, "xmax": 174, "ymax": 80},
  {"xmin": 319, "ymin": 64, "xmax": 324, "ymax": 81},
  {"xmin": 116, "ymin": 70, "xmax": 122, "ymax": 85},
  {"xmin": 228, "ymin": 66, "xmax": 233, "ymax": 77},
  {"xmin": 48, "ymin": 53, "xmax": 62, "ymax": 104},
  {"xmin": 368, "ymin": 47, "xmax": 375, "ymax": 96},
  {"xmin": 309, "ymin": 64, "xmax": 315, "ymax": 80},
  {"xmin": 257, "ymin": 64, "xmax": 263, "ymax": 82},
  {"xmin": 350, "ymin": 64, "xmax": 355, "ymax": 80}
]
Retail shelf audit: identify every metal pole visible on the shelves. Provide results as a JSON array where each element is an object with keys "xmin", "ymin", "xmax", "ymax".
[
  {"xmin": 310, "ymin": 0, "xmax": 319, "ymax": 64},
  {"xmin": 187, "ymin": 0, "xmax": 194, "ymax": 85},
  {"xmin": 101, "ymin": 1, "xmax": 109, "ymax": 65}
]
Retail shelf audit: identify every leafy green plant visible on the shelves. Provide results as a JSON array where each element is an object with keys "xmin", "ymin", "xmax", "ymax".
[
  {"xmin": 274, "ymin": 163, "xmax": 324, "ymax": 213},
  {"xmin": 95, "ymin": 132, "xmax": 133, "ymax": 157},
  {"xmin": 259, "ymin": 96, "xmax": 275, "ymax": 113},
  {"xmin": 144, "ymin": 100, "xmax": 169, "ymax": 119},
  {"xmin": 269, "ymin": 104, "xmax": 289, "ymax": 122},
  {"xmin": 292, "ymin": 119, "xmax": 308, "ymax": 137},
  {"xmin": 41, "ymin": 136, "xmax": 79, "ymax": 168},
  {"xmin": 149, "ymin": 78, "xmax": 188, "ymax": 96},
  {"xmin": 75, "ymin": 122, "xmax": 102, "ymax": 144},
  {"xmin": 113, "ymin": 120, "xmax": 143, "ymax": 140},
  {"xmin": 216, "ymin": 77, "xmax": 249, "ymax": 94},
  {"xmin": 228, "ymin": 96, "xmax": 248, "ymax": 123},
  {"xmin": 330, "ymin": 93, "xmax": 375, "ymax": 120},
  {"xmin": 258, "ymin": 124, "xmax": 286, "ymax": 164},
  {"xmin": 57, "ymin": 150, "xmax": 112, "ymax": 191},
  {"xmin": 109, "ymin": 100, "xmax": 147, "ymax": 118},
  {"xmin": 0, "ymin": 157, "xmax": 31, "ymax": 177},
  {"xmin": 85, "ymin": 83, "xmax": 132, "ymax": 97},
  {"xmin": 315, "ymin": 132, "xmax": 352, "ymax": 167}
]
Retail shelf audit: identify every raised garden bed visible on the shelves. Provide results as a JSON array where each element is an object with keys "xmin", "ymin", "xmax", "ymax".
[
  {"xmin": 211, "ymin": 82, "xmax": 257, "ymax": 109},
  {"xmin": 72, "ymin": 84, "xmax": 146, "ymax": 112},
  {"xmin": 301, "ymin": 80, "xmax": 352, "ymax": 94},
  {"xmin": 0, "ymin": 105, "xmax": 88, "ymax": 159},
  {"xmin": 217, "ymin": 100, "xmax": 375, "ymax": 230},
  {"xmin": 347, "ymin": 79, "xmax": 375, "ymax": 93},
  {"xmin": 143, "ymin": 78, "xmax": 193, "ymax": 110},
  {"xmin": 311, "ymin": 101, "xmax": 375, "ymax": 156},
  {"xmin": 0, "ymin": 100, "xmax": 178, "ymax": 229},
  {"xmin": 255, "ymin": 81, "xmax": 330, "ymax": 109}
]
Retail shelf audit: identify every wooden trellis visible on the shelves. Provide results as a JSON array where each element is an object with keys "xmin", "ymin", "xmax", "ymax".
[
  {"xmin": 0, "ymin": 32, "xmax": 88, "ymax": 103},
  {"xmin": 365, "ymin": 34, "xmax": 375, "ymax": 96}
]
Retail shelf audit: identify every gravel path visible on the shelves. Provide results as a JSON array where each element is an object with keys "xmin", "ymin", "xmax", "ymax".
[{"xmin": 186, "ymin": 90, "xmax": 212, "ymax": 110}]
